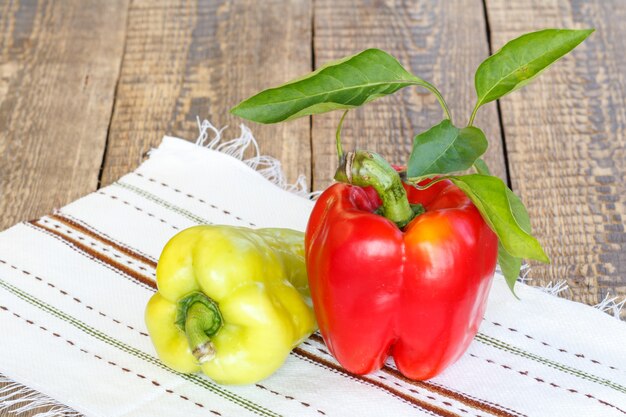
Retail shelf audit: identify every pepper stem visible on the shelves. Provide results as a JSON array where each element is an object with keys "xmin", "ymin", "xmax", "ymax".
[
  {"xmin": 335, "ymin": 150, "xmax": 416, "ymax": 228},
  {"xmin": 176, "ymin": 292, "xmax": 223, "ymax": 364}
]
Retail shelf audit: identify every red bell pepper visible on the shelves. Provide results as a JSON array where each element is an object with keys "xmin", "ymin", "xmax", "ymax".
[
  {"xmin": 233, "ymin": 34, "xmax": 581, "ymax": 380},
  {"xmin": 305, "ymin": 151, "xmax": 498, "ymax": 380}
]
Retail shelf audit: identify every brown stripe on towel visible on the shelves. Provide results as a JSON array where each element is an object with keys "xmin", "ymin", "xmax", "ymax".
[
  {"xmin": 293, "ymin": 347, "xmax": 462, "ymax": 417},
  {"xmin": 28, "ymin": 219, "xmax": 157, "ymax": 290},
  {"xmin": 50, "ymin": 213, "xmax": 158, "ymax": 268},
  {"xmin": 307, "ymin": 335, "xmax": 525, "ymax": 417}
]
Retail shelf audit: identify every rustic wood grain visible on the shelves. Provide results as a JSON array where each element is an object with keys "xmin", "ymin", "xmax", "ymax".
[
  {"xmin": 0, "ymin": 0, "xmax": 129, "ymax": 231},
  {"xmin": 485, "ymin": 0, "xmax": 626, "ymax": 309},
  {"xmin": 100, "ymin": 0, "xmax": 312, "ymax": 188},
  {"xmin": 311, "ymin": 0, "xmax": 506, "ymax": 190}
]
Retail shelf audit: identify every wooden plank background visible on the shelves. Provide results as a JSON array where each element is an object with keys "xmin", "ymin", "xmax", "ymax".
[
  {"xmin": 486, "ymin": 0, "xmax": 626, "ymax": 306},
  {"xmin": 0, "ymin": 0, "xmax": 624, "ymax": 414}
]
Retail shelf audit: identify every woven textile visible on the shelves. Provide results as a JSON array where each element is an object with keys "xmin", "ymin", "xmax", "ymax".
[{"xmin": 1, "ymin": 132, "xmax": 624, "ymax": 417}]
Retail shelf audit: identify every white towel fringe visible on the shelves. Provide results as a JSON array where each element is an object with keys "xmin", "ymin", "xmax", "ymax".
[
  {"xmin": 537, "ymin": 280, "xmax": 570, "ymax": 297},
  {"xmin": 194, "ymin": 118, "xmax": 320, "ymax": 199},
  {"xmin": 594, "ymin": 293, "xmax": 626, "ymax": 319},
  {"xmin": 0, "ymin": 375, "xmax": 81, "ymax": 417},
  {"xmin": 516, "ymin": 264, "xmax": 624, "ymax": 319}
]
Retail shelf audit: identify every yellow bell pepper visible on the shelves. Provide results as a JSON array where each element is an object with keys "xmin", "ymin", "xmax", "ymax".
[{"xmin": 145, "ymin": 225, "xmax": 316, "ymax": 385}]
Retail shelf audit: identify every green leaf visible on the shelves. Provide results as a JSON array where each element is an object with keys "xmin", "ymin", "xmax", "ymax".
[
  {"xmin": 454, "ymin": 170, "xmax": 536, "ymax": 296},
  {"xmin": 406, "ymin": 120, "xmax": 488, "ymax": 178},
  {"xmin": 499, "ymin": 184, "xmax": 534, "ymax": 295},
  {"xmin": 473, "ymin": 158, "xmax": 491, "ymax": 175},
  {"xmin": 231, "ymin": 49, "xmax": 444, "ymax": 123},
  {"xmin": 474, "ymin": 29, "xmax": 593, "ymax": 109},
  {"xmin": 505, "ymin": 187, "xmax": 532, "ymax": 234},
  {"xmin": 449, "ymin": 174, "xmax": 549, "ymax": 263},
  {"xmin": 498, "ymin": 243, "xmax": 523, "ymax": 296}
]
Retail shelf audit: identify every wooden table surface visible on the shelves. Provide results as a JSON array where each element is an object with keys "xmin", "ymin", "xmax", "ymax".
[{"xmin": 0, "ymin": 0, "xmax": 624, "ymax": 414}]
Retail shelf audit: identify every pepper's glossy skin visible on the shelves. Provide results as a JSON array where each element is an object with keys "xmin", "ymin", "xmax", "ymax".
[
  {"xmin": 146, "ymin": 225, "xmax": 316, "ymax": 385},
  {"xmin": 305, "ymin": 179, "xmax": 498, "ymax": 380}
]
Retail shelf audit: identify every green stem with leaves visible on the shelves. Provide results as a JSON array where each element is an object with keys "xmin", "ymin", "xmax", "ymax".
[{"xmin": 230, "ymin": 30, "xmax": 594, "ymax": 294}]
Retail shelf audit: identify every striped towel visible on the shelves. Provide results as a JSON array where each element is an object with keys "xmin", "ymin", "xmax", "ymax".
[{"xmin": 1, "ymin": 124, "xmax": 625, "ymax": 417}]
